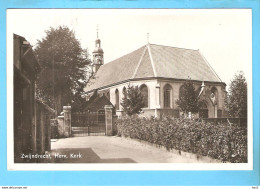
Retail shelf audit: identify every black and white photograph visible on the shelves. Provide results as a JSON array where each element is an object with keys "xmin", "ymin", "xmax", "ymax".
[{"xmin": 7, "ymin": 9, "xmax": 252, "ymax": 170}]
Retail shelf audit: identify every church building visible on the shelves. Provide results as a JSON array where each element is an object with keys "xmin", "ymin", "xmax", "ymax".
[{"xmin": 83, "ymin": 33, "xmax": 227, "ymax": 118}]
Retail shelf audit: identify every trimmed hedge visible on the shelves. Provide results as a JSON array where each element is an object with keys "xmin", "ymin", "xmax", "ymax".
[{"xmin": 116, "ymin": 116, "xmax": 247, "ymax": 163}]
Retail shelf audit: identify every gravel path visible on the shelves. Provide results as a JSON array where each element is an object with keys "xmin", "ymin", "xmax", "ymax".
[{"xmin": 49, "ymin": 136, "xmax": 214, "ymax": 163}]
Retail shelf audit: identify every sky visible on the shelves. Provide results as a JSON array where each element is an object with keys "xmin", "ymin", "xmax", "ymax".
[{"xmin": 7, "ymin": 9, "xmax": 252, "ymax": 88}]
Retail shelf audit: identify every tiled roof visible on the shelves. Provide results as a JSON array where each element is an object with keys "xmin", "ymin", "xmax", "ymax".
[
  {"xmin": 84, "ymin": 44, "xmax": 222, "ymax": 93},
  {"xmin": 84, "ymin": 95, "xmax": 113, "ymax": 112}
]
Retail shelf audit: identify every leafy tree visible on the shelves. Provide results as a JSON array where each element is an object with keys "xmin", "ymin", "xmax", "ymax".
[
  {"xmin": 226, "ymin": 71, "xmax": 247, "ymax": 117},
  {"xmin": 34, "ymin": 26, "xmax": 91, "ymax": 114},
  {"xmin": 121, "ymin": 85, "xmax": 145, "ymax": 116},
  {"xmin": 70, "ymin": 80, "xmax": 88, "ymax": 112},
  {"xmin": 176, "ymin": 79, "xmax": 200, "ymax": 115}
]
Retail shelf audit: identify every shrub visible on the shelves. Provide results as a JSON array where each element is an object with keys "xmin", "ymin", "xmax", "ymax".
[
  {"xmin": 116, "ymin": 116, "xmax": 247, "ymax": 163},
  {"xmin": 176, "ymin": 79, "xmax": 201, "ymax": 115},
  {"xmin": 121, "ymin": 85, "xmax": 145, "ymax": 116}
]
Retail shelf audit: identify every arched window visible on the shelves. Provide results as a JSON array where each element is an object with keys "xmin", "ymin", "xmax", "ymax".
[
  {"xmin": 210, "ymin": 87, "xmax": 218, "ymax": 104},
  {"xmin": 164, "ymin": 84, "xmax": 172, "ymax": 108},
  {"xmin": 179, "ymin": 85, "xmax": 184, "ymax": 98},
  {"xmin": 140, "ymin": 84, "xmax": 148, "ymax": 108},
  {"xmin": 115, "ymin": 89, "xmax": 119, "ymax": 110},
  {"xmin": 199, "ymin": 101, "xmax": 208, "ymax": 118},
  {"xmin": 122, "ymin": 87, "xmax": 126, "ymax": 95}
]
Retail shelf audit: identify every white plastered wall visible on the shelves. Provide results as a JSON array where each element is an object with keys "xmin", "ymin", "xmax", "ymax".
[
  {"xmin": 94, "ymin": 79, "xmax": 226, "ymax": 118},
  {"xmin": 158, "ymin": 79, "xmax": 226, "ymax": 118},
  {"xmin": 106, "ymin": 79, "xmax": 158, "ymax": 111}
]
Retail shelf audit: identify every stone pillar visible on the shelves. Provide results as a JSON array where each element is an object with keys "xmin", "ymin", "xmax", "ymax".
[
  {"xmin": 57, "ymin": 115, "xmax": 64, "ymax": 137},
  {"xmin": 155, "ymin": 84, "xmax": 161, "ymax": 117},
  {"xmin": 155, "ymin": 84, "xmax": 160, "ymax": 108},
  {"xmin": 105, "ymin": 105, "xmax": 113, "ymax": 136},
  {"xmin": 63, "ymin": 106, "xmax": 71, "ymax": 137},
  {"xmin": 214, "ymin": 105, "xmax": 218, "ymax": 118}
]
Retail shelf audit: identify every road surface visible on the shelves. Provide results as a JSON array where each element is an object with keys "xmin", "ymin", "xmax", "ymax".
[{"xmin": 48, "ymin": 136, "xmax": 216, "ymax": 163}]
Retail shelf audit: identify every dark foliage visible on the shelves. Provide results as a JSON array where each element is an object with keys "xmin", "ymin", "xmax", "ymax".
[
  {"xmin": 226, "ymin": 71, "xmax": 247, "ymax": 117},
  {"xmin": 34, "ymin": 26, "xmax": 91, "ymax": 113},
  {"xmin": 120, "ymin": 85, "xmax": 145, "ymax": 116},
  {"xmin": 116, "ymin": 116, "xmax": 247, "ymax": 163},
  {"xmin": 176, "ymin": 79, "xmax": 201, "ymax": 114}
]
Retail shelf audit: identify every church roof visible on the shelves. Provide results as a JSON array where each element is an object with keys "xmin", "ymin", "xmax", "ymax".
[{"xmin": 84, "ymin": 43, "xmax": 223, "ymax": 93}]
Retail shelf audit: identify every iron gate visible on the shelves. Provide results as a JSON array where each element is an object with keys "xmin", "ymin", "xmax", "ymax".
[{"xmin": 71, "ymin": 110, "xmax": 106, "ymax": 136}]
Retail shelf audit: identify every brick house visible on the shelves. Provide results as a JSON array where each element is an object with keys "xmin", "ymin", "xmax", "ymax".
[{"xmin": 13, "ymin": 34, "xmax": 54, "ymax": 162}]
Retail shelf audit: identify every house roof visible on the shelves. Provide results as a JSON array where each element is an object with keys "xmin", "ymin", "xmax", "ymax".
[
  {"xmin": 84, "ymin": 43, "xmax": 223, "ymax": 93},
  {"xmin": 84, "ymin": 95, "xmax": 114, "ymax": 112},
  {"xmin": 13, "ymin": 33, "xmax": 41, "ymax": 73}
]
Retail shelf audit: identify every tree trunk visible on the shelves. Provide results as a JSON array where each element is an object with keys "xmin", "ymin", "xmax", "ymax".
[{"xmin": 55, "ymin": 92, "xmax": 62, "ymax": 115}]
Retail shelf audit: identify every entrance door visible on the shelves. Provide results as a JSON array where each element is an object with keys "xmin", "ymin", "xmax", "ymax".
[{"xmin": 199, "ymin": 109, "xmax": 208, "ymax": 118}]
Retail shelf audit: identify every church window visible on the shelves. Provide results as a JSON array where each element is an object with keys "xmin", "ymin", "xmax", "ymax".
[
  {"xmin": 199, "ymin": 101, "xmax": 208, "ymax": 118},
  {"xmin": 115, "ymin": 89, "xmax": 119, "ymax": 110},
  {"xmin": 140, "ymin": 84, "xmax": 148, "ymax": 108},
  {"xmin": 122, "ymin": 87, "xmax": 127, "ymax": 97},
  {"xmin": 164, "ymin": 84, "xmax": 172, "ymax": 108},
  {"xmin": 210, "ymin": 87, "xmax": 218, "ymax": 104}
]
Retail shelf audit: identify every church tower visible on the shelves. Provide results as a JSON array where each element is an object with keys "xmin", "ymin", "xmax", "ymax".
[{"xmin": 92, "ymin": 26, "xmax": 104, "ymax": 73}]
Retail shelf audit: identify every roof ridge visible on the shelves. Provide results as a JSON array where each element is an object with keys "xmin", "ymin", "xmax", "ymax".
[
  {"xmin": 104, "ymin": 45, "xmax": 146, "ymax": 65},
  {"xmin": 84, "ymin": 43, "xmax": 224, "ymax": 93},
  {"xmin": 198, "ymin": 50, "xmax": 222, "ymax": 82},
  {"xmin": 149, "ymin": 43, "xmax": 198, "ymax": 51},
  {"xmin": 147, "ymin": 43, "xmax": 157, "ymax": 77},
  {"xmin": 132, "ymin": 46, "xmax": 148, "ymax": 79}
]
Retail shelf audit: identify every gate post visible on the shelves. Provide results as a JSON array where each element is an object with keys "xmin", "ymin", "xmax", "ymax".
[
  {"xmin": 57, "ymin": 115, "xmax": 64, "ymax": 137},
  {"xmin": 104, "ymin": 105, "xmax": 113, "ymax": 136},
  {"xmin": 63, "ymin": 106, "xmax": 71, "ymax": 137}
]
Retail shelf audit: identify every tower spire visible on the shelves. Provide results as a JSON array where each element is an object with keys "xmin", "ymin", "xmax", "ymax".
[
  {"xmin": 92, "ymin": 25, "xmax": 104, "ymax": 73},
  {"xmin": 147, "ymin": 33, "xmax": 149, "ymax": 44}
]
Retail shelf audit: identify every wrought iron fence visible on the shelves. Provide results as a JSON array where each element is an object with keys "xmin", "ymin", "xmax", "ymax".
[
  {"xmin": 71, "ymin": 111, "xmax": 105, "ymax": 127},
  {"xmin": 197, "ymin": 117, "xmax": 247, "ymax": 127},
  {"xmin": 71, "ymin": 110, "xmax": 106, "ymax": 136}
]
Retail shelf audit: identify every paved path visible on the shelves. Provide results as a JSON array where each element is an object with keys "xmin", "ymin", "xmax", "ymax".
[{"xmin": 48, "ymin": 136, "xmax": 212, "ymax": 163}]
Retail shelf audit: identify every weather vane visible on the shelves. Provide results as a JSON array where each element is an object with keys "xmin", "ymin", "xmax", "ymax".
[{"xmin": 96, "ymin": 24, "xmax": 99, "ymax": 38}]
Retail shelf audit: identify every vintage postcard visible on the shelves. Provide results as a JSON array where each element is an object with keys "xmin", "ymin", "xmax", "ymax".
[{"xmin": 7, "ymin": 9, "xmax": 252, "ymax": 171}]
